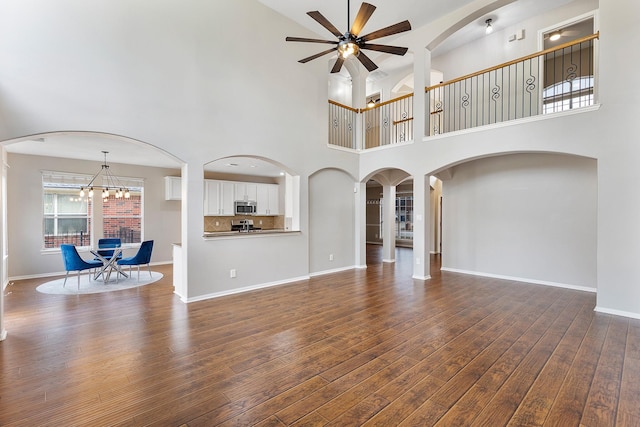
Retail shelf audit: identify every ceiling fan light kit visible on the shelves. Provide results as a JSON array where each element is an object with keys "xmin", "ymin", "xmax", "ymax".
[{"xmin": 285, "ymin": 1, "xmax": 411, "ymax": 73}]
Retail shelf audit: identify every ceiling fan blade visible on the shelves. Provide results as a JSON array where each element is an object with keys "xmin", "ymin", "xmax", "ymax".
[
  {"xmin": 358, "ymin": 20, "xmax": 411, "ymax": 43},
  {"xmin": 350, "ymin": 2, "xmax": 376, "ymax": 37},
  {"xmin": 356, "ymin": 51, "xmax": 378, "ymax": 72},
  {"xmin": 330, "ymin": 57, "xmax": 345, "ymax": 73},
  {"xmin": 360, "ymin": 43, "xmax": 408, "ymax": 56},
  {"xmin": 286, "ymin": 36, "xmax": 338, "ymax": 45},
  {"xmin": 307, "ymin": 11, "xmax": 343, "ymax": 38},
  {"xmin": 298, "ymin": 47, "xmax": 337, "ymax": 64}
]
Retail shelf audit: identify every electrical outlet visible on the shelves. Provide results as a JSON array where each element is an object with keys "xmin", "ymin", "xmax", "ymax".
[
  {"xmin": 215, "ymin": 221, "xmax": 220, "ymax": 226},
  {"xmin": 329, "ymin": 254, "xmax": 334, "ymax": 261},
  {"xmin": 230, "ymin": 269, "xmax": 236, "ymax": 278}
]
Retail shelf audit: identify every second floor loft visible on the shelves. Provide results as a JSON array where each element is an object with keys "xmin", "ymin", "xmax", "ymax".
[{"xmin": 328, "ymin": 31, "xmax": 599, "ymax": 151}]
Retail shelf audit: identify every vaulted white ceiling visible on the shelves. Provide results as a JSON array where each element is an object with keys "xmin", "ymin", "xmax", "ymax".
[{"xmin": 5, "ymin": 0, "xmax": 577, "ymax": 171}]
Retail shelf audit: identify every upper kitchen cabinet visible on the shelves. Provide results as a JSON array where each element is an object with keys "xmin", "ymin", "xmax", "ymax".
[
  {"xmin": 256, "ymin": 183, "xmax": 279, "ymax": 215},
  {"xmin": 204, "ymin": 180, "xmax": 235, "ymax": 216},
  {"xmin": 234, "ymin": 182, "xmax": 257, "ymax": 202},
  {"xmin": 164, "ymin": 176, "xmax": 182, "ymax": 200}
]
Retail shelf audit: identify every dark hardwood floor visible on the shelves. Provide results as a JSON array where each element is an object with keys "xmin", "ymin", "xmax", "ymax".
[{"xmin": 1, "ymin": 246, "xmax": 639, "ymax": 426}]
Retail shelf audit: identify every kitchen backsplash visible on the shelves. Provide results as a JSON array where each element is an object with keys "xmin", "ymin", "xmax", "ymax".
[{"xmin": 204, "ymin": 215, "xmax": 284, "ymax": 232}]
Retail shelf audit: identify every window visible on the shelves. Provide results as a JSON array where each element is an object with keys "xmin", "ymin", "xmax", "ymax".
[
  {"xmin": 42, "ymin": 172, "xmax": 144, "ymax": 249},
  {"xmin": 102, "ymin": 178, "xmax": 143, "ymax": 244},
  {"xmin": 379, "ymin": 194, "xmax": 415, "ymax": 241},
  {"xmin": 43, "ymin": 173, "xmax": 92, "ymax": 249},
  {"xmin": 395, "ymin": 195, "xmax": 413, "ymax": 240},
  {"xmin": 543, "ymin": 76, "xmax": 594, "ymax": 114}
]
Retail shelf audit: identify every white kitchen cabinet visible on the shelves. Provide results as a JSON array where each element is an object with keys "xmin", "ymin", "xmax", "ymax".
[
  {"xmin": 164, "ymin": 176, "xmax": 181, "ymax": 200},
  {"xmin": 204, "ymin": 180, "xmax": 235, "ymax": 216},
  {"xmin": 256, "ymin": 184, "xmax": 279, "ymax": 215},
  {"xmin": 234, "ymin": 182, "xmax": 257, "ymax": 202}
]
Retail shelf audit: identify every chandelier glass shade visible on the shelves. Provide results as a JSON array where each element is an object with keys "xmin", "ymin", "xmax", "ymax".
[
  {"xmin": 79, "ymin": 151, "xmax": 130, "ymax": 202},
  {"xmin": 338, "ymin": 38, "xmax": 359, "ymax": 59}
]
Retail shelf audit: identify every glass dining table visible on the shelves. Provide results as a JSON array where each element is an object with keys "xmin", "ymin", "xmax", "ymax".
[{"xmin": 91, "ymin": 244, "xmax": 129, "ymax": 283}]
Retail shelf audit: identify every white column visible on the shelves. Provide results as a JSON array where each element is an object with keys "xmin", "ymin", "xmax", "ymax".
[
  {"xmin": 411, "ymin": 45, "xmax": 431, "ymax": 142},
  {"xmin": 0, "ymin": 149, "xmax": 7, "ymax": 340},
  {"xmin": 181, "ymin": 161, "xmax": 199, "ymax": 300},
  {"xmin": 351, "ymin": 70, "xmax": 367, "ymax": 150},
  {"xmin": 411, "ymin": 45, "xmax": 432, "ymax": 279},
  {"xmin": 412, "ymin": 174, "xmax": 431, "ymax": 280},
  {"xmin": 354, "ymin": 181, "xmax": 367, "ymax": 268},
  {"xmin": 382, "ymin": 184, "xmax": 396, "ymax": 262}
]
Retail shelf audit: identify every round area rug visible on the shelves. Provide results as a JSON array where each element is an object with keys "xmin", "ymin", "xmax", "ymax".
[{"xmin": 36, "ymin": 271, "xmax": 163, "ymax": 295}]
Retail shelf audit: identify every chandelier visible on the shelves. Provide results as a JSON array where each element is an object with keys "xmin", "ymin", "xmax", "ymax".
[{"xmin": 79, "ymin": 151, "xmax": 130, "ymax": 202}]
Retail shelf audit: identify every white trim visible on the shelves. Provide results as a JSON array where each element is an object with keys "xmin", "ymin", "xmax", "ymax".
[
  {"xmin": 382, "ymin": 259, "xmax": 395, "ymax": 263},
  {"xmin": 7, "ymin": 260, "xmax": 172, "ymax": 282},
  {"xmin": 183, "ymin": 275, "xmax": 311, "ymax": 303},
  {"xmin": 310, "ymin": 265, "xmax": 357, "ymax": 277},
  {"xmin": 412, "ymin": 275, "xmax": 431, "ymax": 280},
  {"xmin": 440, "ymin": 267, "xmax": 596, "ymax": 293},
  {"xmin": 355, "ymin": 264, "xmax": 367, "ymax": 269},
  {"xmin": 594, "ymin": 306, "xmax": 640, "ymax": 320},
  {"xmin": 0, "ymin": 329, "xmax": 6, "ymax": 341}
]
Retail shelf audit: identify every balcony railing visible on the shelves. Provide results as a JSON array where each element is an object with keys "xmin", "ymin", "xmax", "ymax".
[
  {"xmin": 328, "ymin": 33, "xmax": 599, "ymax": 149},
  {"xmin": 364, "ymin": 94, "xmax": 414, "ymax": 148},
  {"xmin": 328, "ymin": 100, "xmax": 358, "ymax": 150},
  {"xmin": 427, "ymin": 33, "xmax": 598, "ymax": 135}
]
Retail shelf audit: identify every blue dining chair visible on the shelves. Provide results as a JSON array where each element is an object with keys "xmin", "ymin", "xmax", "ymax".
[
  {"xmin": 60, "ymin": 244, "xmax": 103, "ymax": 290},
  {"xmin": 95, "ymin": 238, "xmax": 122, "ymax": 260},
  {"xmin": 117, "ymin": 240, "xmax": 154, "ymax": 282}
]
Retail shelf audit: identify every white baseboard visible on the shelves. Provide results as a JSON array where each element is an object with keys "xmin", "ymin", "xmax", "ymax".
[
  {"xmin": 382, "ymin": 259, "xmax": 395, "ymax": 263},
  {"xmin": 310, "ymin": 265, "xmax": 357, "ymax": 277},
  {"xmin": 440, "ymin": 267, "xmax": 597, "ymax": 293},
  {"xmin": 183, "ymin": 275, "xmax": 311, "ymax": 303},
  {"xmin": 412, "ymin": 275, "xmax": 432, "ymax": 280},
  {"xmin": 594, "ymin": 306, "xmax": 640, "ymax": 320},
  {"xmin": 0, "ymin": 329, "xmax": 6, "ymax": 341}
]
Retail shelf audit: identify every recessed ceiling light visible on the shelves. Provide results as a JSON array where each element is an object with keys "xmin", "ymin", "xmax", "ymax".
[{"xmin": 225, "ymin": 163, "xmax": 238, "ymax": 167}]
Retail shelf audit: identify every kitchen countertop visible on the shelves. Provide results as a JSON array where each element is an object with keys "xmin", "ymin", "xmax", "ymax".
[{"xmin": 203, "ymin": 229, "xmax": 298, "ymax": 239}]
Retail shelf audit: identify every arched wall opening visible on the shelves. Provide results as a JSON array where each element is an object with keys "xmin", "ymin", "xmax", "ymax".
[
  {"xmin": 1, "ymin": 131, "xmax": 184, "ymax": 280},
  {"xmin": 361, "ymin": 168, "xmax": 414, "ymax": 267},
  {"xmin": 202, "ymin": 155, "xmax": 300, "ymax": 234},
  {"xmin": 1, "ymin": 131, "xmax": 185, "ymax": 339}
]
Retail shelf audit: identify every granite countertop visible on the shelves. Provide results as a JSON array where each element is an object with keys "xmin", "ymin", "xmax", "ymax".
[{"xmin": 203, "ymin": 229, "xmax": 295, "ymax": 238}]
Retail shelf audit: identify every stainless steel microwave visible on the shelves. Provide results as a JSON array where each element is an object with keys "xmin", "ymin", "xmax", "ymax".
[{"xmin": 234, "ymin": 200, "xmax": 257, "ymax": 215}]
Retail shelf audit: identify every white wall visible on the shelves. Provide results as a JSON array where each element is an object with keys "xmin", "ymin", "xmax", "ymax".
[
  {"xmin": 2, "ymin": 0, "xmax": 640, "ymax": 319},
  {"xmin": 431, "ymin": 0, "xmax": 599, "ymax": 81},
  {"xmin": 309, "ymin": 169, "xmax": 356, "ymax": 273},
  {"xmin": 0, "ymin": 0, "xmax": 359, "ymax": 300},
  {"xmin": 441, "ymin": 153, "xmax": 597, "ymax": 289},
  {"xmin": 6, "ymin": 153, "xmax": 181, "ymax": 278}
]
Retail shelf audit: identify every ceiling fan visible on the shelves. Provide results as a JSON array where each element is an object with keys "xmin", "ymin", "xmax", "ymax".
[{"xmin": 285, "ymin": 1, "xmax": 411, "ymax": 73}]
